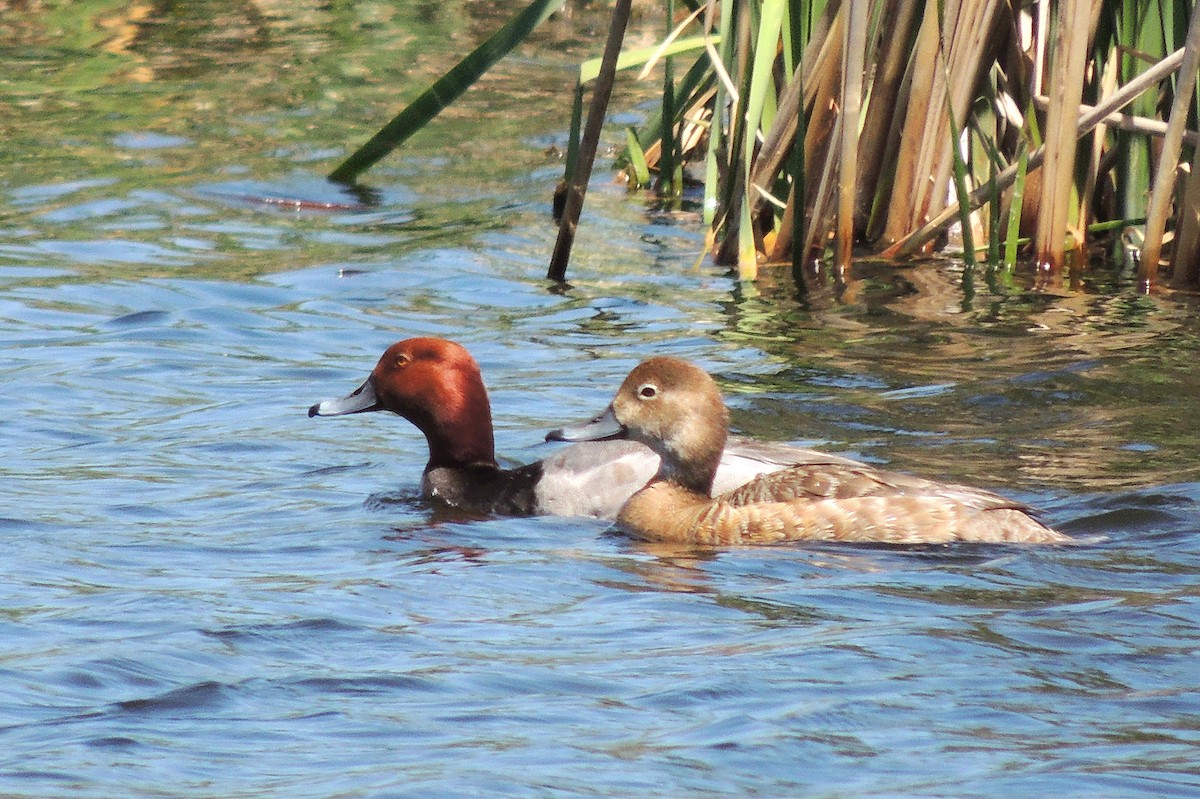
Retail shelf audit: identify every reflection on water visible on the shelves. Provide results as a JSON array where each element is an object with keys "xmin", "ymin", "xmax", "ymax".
[
  {"xmin": 725, "ymin": 262, "xmax": 1200, "ymax": 492},
  {"xmin": 2, "ymin": 3, "xmax": 1200, "ymax": 797}
]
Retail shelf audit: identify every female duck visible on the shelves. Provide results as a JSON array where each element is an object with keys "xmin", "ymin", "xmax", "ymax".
[
  {"xmin": 310, "ymin": 338, "xmax": 860, "ymax": 518},
  {"xmin": 549, "ymin": 356, "xmax": 1071, "ymax": 544}
]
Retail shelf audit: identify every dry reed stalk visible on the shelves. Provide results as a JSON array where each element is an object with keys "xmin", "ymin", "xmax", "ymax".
[
  {"xmin": 547, "ymin": 0, "xmax": 632, "ymax": 281},
  {"xmin": 804, "ymin": 110, "xmax": 845, "ymax": 267},
  {"xmin": 637, "ymin": 87, "xmax": 715, "ymax": 173},
  {"xmin": 1033, "ymin": 0, "xmax": 1094, "ymax": 272},
  {"xmin": 636, "ymin": 5, "xmax": 706, "ymax": 81},
  {"xmin": 1139, "ymin": 0, "xmax": 1200, "ymax": 286},
  {"xmin": 883, "ymin": 46, "xmax": 1187, "ymax": 257},
  {"xmin": 835, "ymin": 0, "xmax": 869, "ymax": 268},
  {"xmin": 939, "ymin": 0, "xmax": 1006, "ymax": 196},
  {"xmin": 857, "ymin": 0, "xmax": 922, "ymax": 236},
  {"xmin": 749, "ymin": 0, "xmax": 842, "ymax": 222},
  {"xmin": 798, "ymin": 9, "xmax": 847, "ymax": 263},
  {"xmin": 881, "ymin": 0, "xmax": 1003, "ymax": 244},
  {"xmin": 759, "ymin": 4, "xmax": 844, "ymax": 264},
  {"xmin": 882, "ymin": 0, "xmax": 945, "ymax": 244},
  {"xmin": 764, "ymin": 58, "xmax": 841, "ymax": 262}
]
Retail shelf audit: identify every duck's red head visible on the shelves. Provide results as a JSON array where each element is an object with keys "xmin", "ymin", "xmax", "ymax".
[{"xmin": 310, "ymin": 337, "xmax": 497, "ymax": 470}]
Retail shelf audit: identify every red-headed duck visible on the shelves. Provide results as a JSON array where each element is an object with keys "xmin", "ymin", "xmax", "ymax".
[
  {"xmin": 310, "ymin": 338, "xmax": 863, "ymax": 518},
  {"xmin": 548, "ymin": 356, "xmax": 1072, "ymax": 544}
]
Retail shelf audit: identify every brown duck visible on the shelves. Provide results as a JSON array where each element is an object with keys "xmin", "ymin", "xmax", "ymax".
[{"xmin": 548, "ymin": 357, "xmax": 1071, "ymax": 545}]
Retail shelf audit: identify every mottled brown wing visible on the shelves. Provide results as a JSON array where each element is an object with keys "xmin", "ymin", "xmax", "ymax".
[{"xmin": 718, "ymin": 463, "xmax": 1035, "ymax": 514}]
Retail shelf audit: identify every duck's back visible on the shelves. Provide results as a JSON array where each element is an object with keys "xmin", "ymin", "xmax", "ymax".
[
  {"xmin": 719, "ymin": 462, "xmax": 1024, "ymax": 506},
  {"xmin": 534, "ymin": 439, "xmax": 658, "ymax": 519},
  {"xmin": 711, "ymin": 438, "xmax": 863, "ymax": 494},
  {"xmin": 535, "ymin": 438, "xmax": 869, "ymax": 519},
  {"xmin": 617, "ymin": 464, "xmax": 1068, "ymax": 545}
]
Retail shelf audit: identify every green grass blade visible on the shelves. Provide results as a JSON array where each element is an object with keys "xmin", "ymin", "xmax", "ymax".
[
  {"xmin": 625, "ymin": 127, "xmax": 651, "ymax": 187},
  {"xmin": 617, "ymin": 55, "xmax": 714, "ymax": 172},
  {"xmin": 1003, "ymin": 150, "xmax": 1028, "ymax": 269},
  {"xmin": 738, "ymin": 182, "xmax": 758, "ymax": 279},
  {"xmin": 946, "ymin": 123, "xmax": 975, "ymax": 267},
  {"xmin": 745, "ymin": 0, "xmax": 785, "ymax": 154},
  {"xmin": 987, "ymin": 153, "xmax": 1000, "ymax": 265},
  {"xmin": 734, "ymin": 0, "xmax": 784, "ymax": 278},
  {"xmin": 940, "ymin": 56, "xmax": 975, "ymax": 266},
  {"xmin": 329, "ymin": 0, "xmax": 567, "ymax": 183}
]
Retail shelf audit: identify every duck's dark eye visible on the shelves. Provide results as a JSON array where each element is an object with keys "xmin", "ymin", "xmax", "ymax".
[{"xmin": 638, "ymin": 384, "xmax": 657, "ymax": 399}]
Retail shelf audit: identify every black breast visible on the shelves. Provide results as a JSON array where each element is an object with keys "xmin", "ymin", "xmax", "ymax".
[{"xmin": 422, "ymin": 461, "xmax": 544, "ymax": 516}]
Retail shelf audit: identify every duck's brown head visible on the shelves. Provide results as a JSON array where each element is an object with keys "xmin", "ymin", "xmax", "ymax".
[
  {"xmin": 549, "ymin": 356, "xmax": 728, "ymax": 495},
  {"xmin": 309, "ymin": 337, "xmax": 497, "ymax": 470}
]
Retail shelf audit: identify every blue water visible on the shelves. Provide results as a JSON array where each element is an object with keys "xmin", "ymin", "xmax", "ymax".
[{"xmin": 3, "ymin": 5, "xmax": 1200, "ymax": 797}]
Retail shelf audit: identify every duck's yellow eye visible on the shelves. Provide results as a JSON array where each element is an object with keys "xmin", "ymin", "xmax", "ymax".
[
  {"xmin": 638, "ymin": 384, "xmax": 657, "ymax": 399},
  {"xmin": 394, "ymin": 354, "xmax": 411, "ymax": 368}
]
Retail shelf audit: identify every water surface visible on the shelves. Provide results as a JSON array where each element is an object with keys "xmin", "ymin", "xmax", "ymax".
[{"xmin": 2, "ymin": 4, "xmax": 1199, "ymax": 797}]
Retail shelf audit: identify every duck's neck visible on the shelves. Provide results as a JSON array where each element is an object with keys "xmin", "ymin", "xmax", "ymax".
[
  {"xmin": 648, "ymin": 398, "xmax": 728, "ymax": 497},
  {"xmin": 656, "ymin": 456, "xmax": 716, "ymax": 496},
  {"xmin": 654, "ymin": 432, "xmax": 724, "ymax": 497},
  {"xmin": 417, "ymin": 378, "xmax": 498, "ymax": 471},
  {"xmin": 424, "ymin": 422, "xmax": 497, "ymax": 471}
]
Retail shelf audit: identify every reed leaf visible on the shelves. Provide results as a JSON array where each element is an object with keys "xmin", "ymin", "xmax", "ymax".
[
  {"xmin": 329, "ymin": 0, "xmax": 566, "ymax": 184},
  {"xmin": 750, "ymin": 0, "xmax": 840, "ymax": 226},
  {"xmin": 944, "ymin": 89, "xmax": 976, "ymax": 264},
  {"xmin": 579, "ymin": 35, "xmax": 714, "ymax": 83},
  {"xmin": 563, "ymin": 82, "xmax": 585, "ymax": 187},
  {"xmin": 789, "ymin": 81, "xmax": 808, "ymax": 279},
  {"xmin": 746, "ymin": 0, "xmax": 786, "ymax": 153},
  {"xmin": 739, "ymin": 0, "xmax": 783, "ymax": 277},
  {"xmin": 1114, "ymin": 0, "xmax": 1159, "ymax": 221},
  {"xmin": 1004, "ymin": 150, "xmax": 1029, "ymax": 269}
]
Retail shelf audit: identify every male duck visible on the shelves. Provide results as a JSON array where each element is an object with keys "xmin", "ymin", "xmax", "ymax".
[
  {"xmin": 548, "ymin": 356, "xmax": 1071, "ymax": 544},
  {"xmin": 309, "ymin": 338, "xmax": 862, "ymax": 518}
]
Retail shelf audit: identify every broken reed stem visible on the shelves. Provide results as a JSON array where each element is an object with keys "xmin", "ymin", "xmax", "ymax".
[
  {"xmin": 547, "ymin": 0, "xmax": 632, "ymax": 281},
  {"xmin": 1030, "ymin": 96, "xmax": 1200, "ymax": 148}
]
